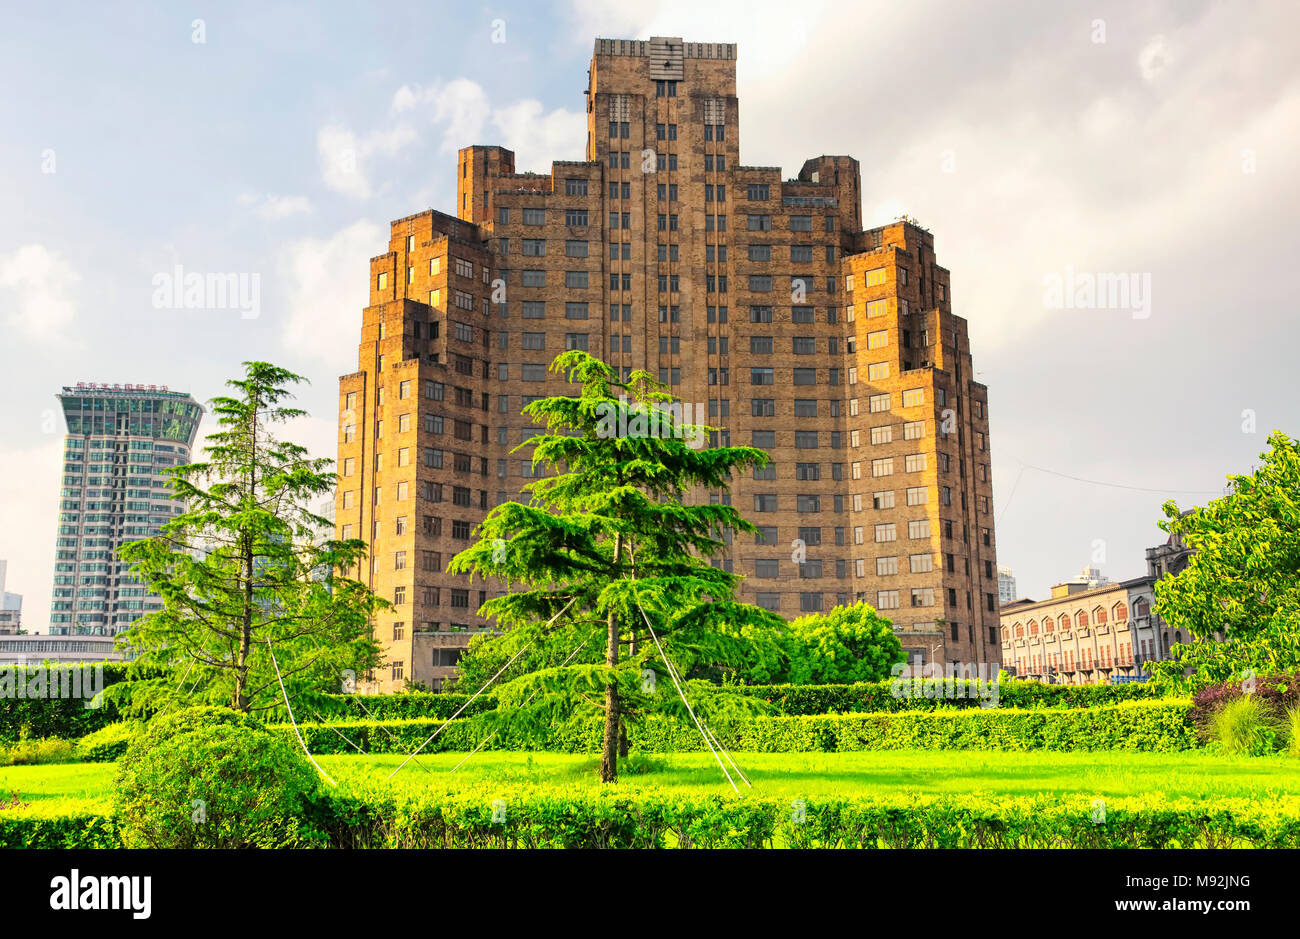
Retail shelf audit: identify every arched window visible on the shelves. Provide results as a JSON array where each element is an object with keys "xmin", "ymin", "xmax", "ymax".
[
  {"xmin": 1000, "ymin": 626, "xmax": 1009, "ymax": 641},
  {"xmin": 1113, "ymin": 602, "xmax": 1127, "ymax": 622},
  {"xmin": 1094, "ymin": 606, "xmax": 1107, "ymax": 624},
  {"xmin": 1135, "ymin": 599, "xmax": 1150, "ymax": 618},
  {"xmin": 1028, "ymin": 619, "xmax": 1038, "ymax": 636},
  {"xmin": 1174, "ymin": 630, "xmax": 1183, "ymax": 644},
  {"xmin": 1058, "ymin": 613, "xmax": 1071, "ymax": 631},
  {"xmin": 1044, "ymin": 618, "xmax": 1055, "ymax": 633},
  {"xmin": 1077, "ymin": 610, "xmax": 1089, "ymax": 628},
  {"xmin": 1014, "ymin": 623, "xmax": 1024, "ymax": 639}
]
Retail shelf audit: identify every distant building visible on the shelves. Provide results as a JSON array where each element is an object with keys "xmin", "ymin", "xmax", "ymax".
[
  {"xmin": 997, "ymin": 566, "xmax": 1016, "ymax": 604},
  {"xmin": 0, "ymin": 634, "xmax": 125, "ymax": 665},
  {"xmin": 48, "ymin": 382, "xmax": 203, "ymax": 636},
  {"xmin": 999, "ymin": 576, "xmax": 1161, "ymax": 684},
  {"xmin": 1145, "ymin": 527, "xmax": 1198, "ymax": 651},
  {"xmin": 0, "ymin": 560, "xmax": 22, "ymax": 634}
]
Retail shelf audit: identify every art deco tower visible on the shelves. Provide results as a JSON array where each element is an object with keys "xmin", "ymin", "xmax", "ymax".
[{"xmin": 337, "ymin": 37, "xmax": 999, "ymax": 691}]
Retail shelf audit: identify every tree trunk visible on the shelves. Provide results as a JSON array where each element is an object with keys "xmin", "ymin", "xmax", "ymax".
[
  {"xmin": 618, "ymin": 719, "xmax": 630, "ymax": 758},
  {"xmin": 599, "ymin": 532, "xmax": 623, "ymax": 782}
]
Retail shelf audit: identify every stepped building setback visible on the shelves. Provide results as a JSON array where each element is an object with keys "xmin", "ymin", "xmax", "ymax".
[{"xmin": 337, "ymin": 37, "xmax": 1000, "ymax": 691}]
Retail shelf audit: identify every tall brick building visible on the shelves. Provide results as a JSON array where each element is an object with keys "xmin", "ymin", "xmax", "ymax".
[{"xmin": 337, "ymin": 37, "xmax": 1000, "ymax": 691}]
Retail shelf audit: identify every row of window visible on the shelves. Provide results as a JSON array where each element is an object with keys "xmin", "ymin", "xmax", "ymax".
[{"xmin": 1004, "ymin": 600, "xmax": 1148, "ymax": 640}]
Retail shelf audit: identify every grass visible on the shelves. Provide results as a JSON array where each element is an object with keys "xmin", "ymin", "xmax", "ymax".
[{"xmin": 6, "ymin": 750, "xmax": 1300, "ymax": 805}]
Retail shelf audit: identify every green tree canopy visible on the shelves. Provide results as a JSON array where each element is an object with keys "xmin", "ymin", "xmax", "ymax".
[
  {"xmin": 782, "ymin": 603, "xmax": 905, "ymax": 685},
  {"xmin": 1150, "ymin": 430, "xmax": 1300, "ymax": 689},
  {"xmin": 447, "ymin": 351, "xmax": 787, "ymax": 781},
  {"xmin": 115, "ymin": 361, "xmax": 385, "ymax": 716}
]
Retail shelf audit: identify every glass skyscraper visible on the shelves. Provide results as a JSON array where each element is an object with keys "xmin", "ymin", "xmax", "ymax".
[{"xmin": 49, "ymin": 382, "xmax": 202, "ymax": 636}]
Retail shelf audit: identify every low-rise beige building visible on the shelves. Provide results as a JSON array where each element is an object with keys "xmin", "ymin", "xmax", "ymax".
[{"xmin": 999, "ymin": 577, "xmax": 1162, "ymax": 684}]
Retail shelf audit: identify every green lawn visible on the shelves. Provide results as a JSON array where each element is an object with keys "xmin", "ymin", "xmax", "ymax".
[{"xmin": 6, "ymin": 750, "xmax": 1299, "ymax": 804}]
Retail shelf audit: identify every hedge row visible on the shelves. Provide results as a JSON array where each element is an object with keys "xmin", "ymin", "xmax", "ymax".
[
  {"xmin": 305, "ymin": 790, "xmax": 1300, "ymax": 848},
  {"xmin": 0, "ymin": 664, "xmax": 134, "ymax": 742},
  {"xmin": 276, "ymin": 700, "xmax": 1197, "ymax": 756},
  {"xmin": 5, "ymin": 791, "xmax": 1297, "ymax": 848},
  {"xmin": 309, "ymin": 678, "xmax": 1162, "ymax": 724},
  {"xmin": 0, "ymin": 669, "xmax": 1167, "ymax": 744}
]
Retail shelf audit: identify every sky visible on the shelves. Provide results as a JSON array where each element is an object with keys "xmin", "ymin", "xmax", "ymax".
[{"xmin": 1, "ymin": 0, "xmax": 1296, "ymax": 631}]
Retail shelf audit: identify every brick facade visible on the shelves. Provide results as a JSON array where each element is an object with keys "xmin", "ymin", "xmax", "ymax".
[{"xmin": 337, "ymin": 37, "xmax": 1000, "ymax": 691}]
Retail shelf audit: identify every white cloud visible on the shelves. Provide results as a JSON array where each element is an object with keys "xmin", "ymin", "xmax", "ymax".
[
  {"xmin": 237, "ymin": 192, "xmax": 313, "ymax": 220},
  {"xmin": 281, "ymin": 220, "xmax": 383, "ymax": 370},
  {"xmin": 491, "ymin": 99, "xmax": 587, "ymax": 169},
  {"xmin": 0, "ymin": 244, "xmax": 80, "ymax": 341},
  {"xmin": 316, "ymin": 122, "xmax": 419, "ymax": 199}
]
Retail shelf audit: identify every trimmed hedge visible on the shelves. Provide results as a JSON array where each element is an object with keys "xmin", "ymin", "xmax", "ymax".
[
  {"xmin": 1, "ymin": 671, "xmax": 1168, "ymax": 743},
  {"xmin": 729, "ymin": 678, "xmax": 1163, "ymax": 714},
  {"xmin": 0, "ymin": 664, "xmax": 135, "ymax": 742},
  {"xmin": 0, "ymin": 800, "xmax": 119, "ymax": 849},
  {"xmin": 5, "ymin": 790, "xmax": 1297, "ymax": 849},
  {"xmin": 280, "ymin": 699, "xmax": 1197, "ymax": 755}
]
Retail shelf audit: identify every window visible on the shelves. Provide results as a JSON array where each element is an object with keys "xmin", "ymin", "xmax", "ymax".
[
  {"xmin": 522, "ymin": 208, "xmax": 546, "ymax": 226},
  {"xmin": 865, "ymin": 299, "xmax": 887, "ymax": 319},
  {"xmin": 871, "ymin": 458, "xmax": 894, "ymax": 478},
  {"xmin": 754, "ymin": 494, "xmax": 778, "ymax": 513},
  {"xmin": 868, "ymin": 393, "xmax": 891, "ymax": 413},
  {"xmin": 789, "ymin": 215, "xmax": 813, "ymax": 232},
  {"xmin": 901, "ymin": 388, "xmax": 926, "ymax": 408},
  {"xmin": 910, "ymin": 587, "xmax": 934, "ymax": 607},
  {"xmin": 864, "ymin": 268, "xmax": 886, "ymax": 287},
  {"xmin": 905, "ymin": 453, "xmax": 927, "ymax": 473},
  {"xmin": 565, "ymin": 208, "xmax": 588, "ymax": 226},
  {"xmin": 792, "ymin": 368, "xmax": 816, "ymax": 386},
  {"xmin": 750, "ymin": 367, "xmax": 774, "ymax": 386},
  {"xmin": 907, "ymin": 519, "xmax": 930, "ymax": 539},
  {"xmin": 874, "ymin": 523, "xmax": 897, "ymax": 542},
  {"xmin": 876, "ymin": 590, "xmax": 900, "ymax": 609},
  {"xmin": 521, "ymin": 364, "xmax": 546, "ymax": 382},
  {"xmin": 564, "ymin": 177, "xmax": 588, "ymax": 196},
  {"xmin": 870, "ymin": 425, "xmax": 892, "ymax": 446},
  {"xmin": 522, "ymin": 239, "xmax": 545, "ymax": 257}
]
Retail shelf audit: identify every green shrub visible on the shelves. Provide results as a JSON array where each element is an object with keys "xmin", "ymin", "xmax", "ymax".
[
  {"xmin": 0, "ymin": 799, "xmax": 120, "ymax": 848},
  {"xmin": 1286, "ymin": 708, "xmax": 1300, "ymax": 758},
  {"xmin": 307, "ymin": 787, "xmax": 1300, "ymax": 849},
  {"xmin": 0, "ymin": 737, "xmax": 79, "ymax": 766},
  {"xmin": 113, "ymin": 706, "xmax": 322, "ymax": 848},
  {"xmin": 76, "ymin": 722, "xmax": 143, "ymax": 762},
  {"xmin": 0, "ymin": 664, "xmax": 143, "ymax": 743},
  {"xmin": 1209, "ymin": 696, "xmax": 1284, "ymax": 756},
  {"xmin": 285, "ymin": 699, "xmax": 1197, "ymax": 755}
]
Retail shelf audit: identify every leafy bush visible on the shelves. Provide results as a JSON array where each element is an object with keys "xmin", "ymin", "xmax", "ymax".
[
  {"xmin": 1190, "ymin": 673, "xmax": 1298, "ymax": 735},
  {"xmin": 779, "ymin": 603, "xmax": 905, "ymax": 685},
  {"xmin": 76, "ymin": 722, "xmax": 143, "ymax": 762},
  {"xmin": 0, "ymin": 737, "xmax": 79, "ymax": 766},
  {"xmin": 113, "ymin": 706, "xmax": 322, "ymax": 848},
  {"xmin": 1287, "ymin": 708, "xmax": 1300, "ymax": 758},
  {"xmin": 1209, "ymin": 696, "xmax": 1285, "ymax": 756}
]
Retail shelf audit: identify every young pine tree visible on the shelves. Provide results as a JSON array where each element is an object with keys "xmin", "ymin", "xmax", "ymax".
[
  {"xmin": 447, "ymin": 351, "xmax": 786, "ymax": 782},
  {"xmin": 116, "ymin": 361, "xmax": 385, "ymax": 716}
]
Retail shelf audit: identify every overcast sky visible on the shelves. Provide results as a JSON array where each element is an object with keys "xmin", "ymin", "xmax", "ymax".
[{"xmin": 2, "ymin": 0, "xmax": 1296, "ymax": 630}]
